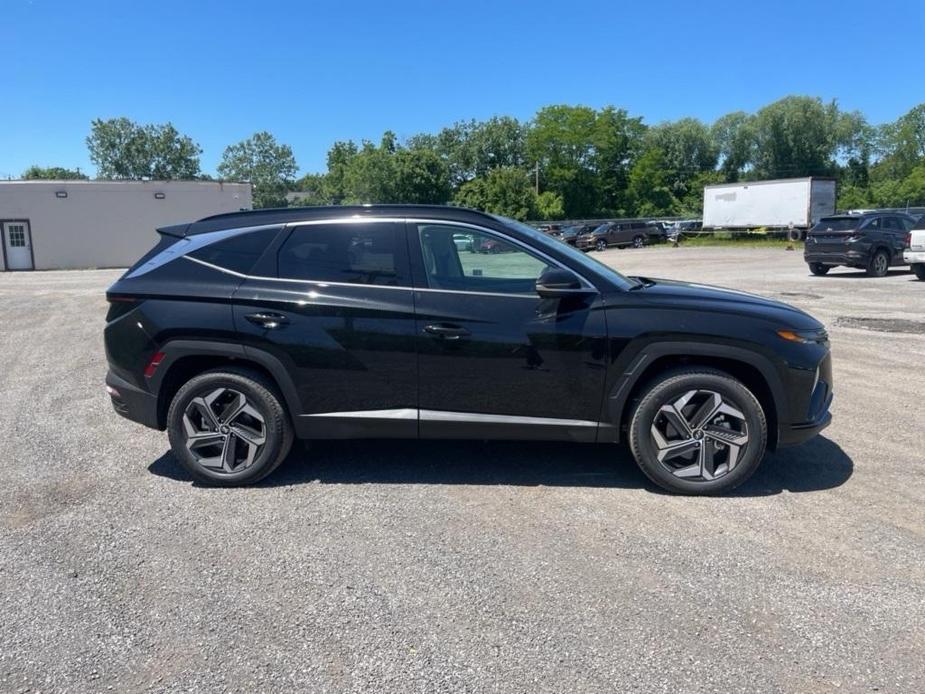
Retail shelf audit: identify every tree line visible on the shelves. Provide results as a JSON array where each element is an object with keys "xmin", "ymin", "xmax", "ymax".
[{"xmin": 20, "ymin": 96, "xmax": 925, "ymax": 219}]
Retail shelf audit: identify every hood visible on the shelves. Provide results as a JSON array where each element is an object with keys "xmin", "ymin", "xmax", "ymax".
[{"xmin": 626, "ymin": 277, "xmax": 822, "ymax": 329}]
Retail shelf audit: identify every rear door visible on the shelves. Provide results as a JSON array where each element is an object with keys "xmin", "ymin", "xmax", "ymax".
[
  {"xmin": 409, "ymin": 221, "xmax": 608, "ymax": 441},
  {"xmin": 883, "ymin": 216, "xmax": 909, "ymax": 264},
  {"xmin": 232, "ymin": 219, "xmax": 418, "ymax": 438}
]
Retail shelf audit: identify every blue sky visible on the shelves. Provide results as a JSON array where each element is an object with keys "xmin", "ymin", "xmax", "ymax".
[{"xmin": 3, "ymin": 0, "xmax": 923, "ymax": 178}]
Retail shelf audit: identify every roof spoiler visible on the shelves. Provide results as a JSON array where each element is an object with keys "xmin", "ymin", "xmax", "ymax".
[{"xmin": 156, "ymin": 223, "xmax": 192, "ymax": 238}]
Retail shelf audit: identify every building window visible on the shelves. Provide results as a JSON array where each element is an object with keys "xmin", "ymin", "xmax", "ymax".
[{"xmin": 8, "ymin": 225, "xmax": 26, "ymax": 247}]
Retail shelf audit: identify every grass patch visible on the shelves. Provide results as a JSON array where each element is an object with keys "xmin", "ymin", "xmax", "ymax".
[{"xmin": 678, "ymin": 234, "xmax": 802, "ymax": 248}]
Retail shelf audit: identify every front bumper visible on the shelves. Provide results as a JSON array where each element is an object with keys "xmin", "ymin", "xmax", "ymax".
[
  {"xmin": 903, "ymin": 250, "xmax": 925, "ymax": 264},
  {"xmin": 106, "ymin": 369, "xmax": 161, "ymax": 430}
]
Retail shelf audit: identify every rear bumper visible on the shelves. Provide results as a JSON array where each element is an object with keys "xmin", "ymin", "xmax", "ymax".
[
  {"xmin": 903, "ymin": 250, "xmax": 925, "ymax": 264},
  {"xmin": 804, "ymin": 250, "xmax": 866, "ymax": 267},
  {"xmin": 106, "ymin": 369, "xmax": 161, "ymax": 430}
]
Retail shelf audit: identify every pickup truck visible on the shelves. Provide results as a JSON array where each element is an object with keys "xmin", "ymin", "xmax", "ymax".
[{"xmin": 904, "ymin": 215, "xmax": 925, "ymax": 280}]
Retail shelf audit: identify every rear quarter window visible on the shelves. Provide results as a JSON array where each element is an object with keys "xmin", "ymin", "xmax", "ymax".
[
  {"xmin": 188, "ymin": 227, "xmax": 281, "ymax": 274},
  {"xmin": 812, "ymin": 218, "xmax": 859, "ymax": 232}
]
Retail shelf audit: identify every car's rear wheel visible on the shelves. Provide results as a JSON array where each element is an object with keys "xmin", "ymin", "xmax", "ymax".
[
  {"xmin": 867, "ymin": 249, "xmax": 890, "ymax": 277},
  {"xmin": 595, "ymin": 239, "xmax": 607, "ymax": 252},
  {"xmin": 632, "ymin": 235, "xmax": 645, "ymax": 249},
  {"xmin": 913, "ymin": 264, "xmax": 925, "ymax": 281},
  {"xmin": 628, "ymin": 368, "xmax": 767, "ymax": 495},
  {"xmin": 167, "ymin": 368, "xmax": 293, "ymax": 486},
  {"xmin": 809, "ymin": 262, "xmax": 830, "ymax": 276}
]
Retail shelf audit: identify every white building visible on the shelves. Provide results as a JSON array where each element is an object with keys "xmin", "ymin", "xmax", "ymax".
[{"xmin": 0, "ymin": 180, "xmax": 252, "ymax": 271}]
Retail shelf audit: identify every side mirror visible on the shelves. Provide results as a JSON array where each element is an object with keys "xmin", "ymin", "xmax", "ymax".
[{"xmin": 535, "ymin": 267, "xmax": 593, "ymax": 298}]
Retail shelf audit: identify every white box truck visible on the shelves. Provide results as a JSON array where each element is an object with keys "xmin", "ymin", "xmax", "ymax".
[{"xmin": 702, "ymin": 177, "xmax": 836, "ymax": 230}]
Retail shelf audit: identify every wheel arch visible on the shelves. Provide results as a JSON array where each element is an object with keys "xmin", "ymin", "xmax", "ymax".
[
  {"xmin": 604, "ymin": 342, "xmax": 786, "ymax": 450},
  {"xmin": 150, "ymin": 340, "xmax": 301, "ymax": 430}
]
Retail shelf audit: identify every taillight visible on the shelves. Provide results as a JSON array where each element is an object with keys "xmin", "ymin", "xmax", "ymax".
[
  {"xmin": 906, "ymin": 232, "xmax": 912, "ymax": 248},
  {"xmin": 144, "ymin": 351, "xmax": 166, "ymax": 378}
]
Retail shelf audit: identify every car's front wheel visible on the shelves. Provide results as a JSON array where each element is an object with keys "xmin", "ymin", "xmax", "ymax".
[
  {"xmin": 913, "ymin": 264, "xmax": 925, "ymax": 281},
  {"xmin": 632, "ymin": 234, "xmax": 645, "ymax": 249},
  {"xmin": 595, "ymin": 239, "xmax": 607, "ymax": 252},
  {"xmin": 809, "ymin": 262, "xmax": 830, "ymax": 276},
  {"xmin": 167, "ymin": 368, "xmax": 293, "ymax": 486},
  {"xmin": 628, "ymin": 368, "xmax": 767, "ymax": 495}
]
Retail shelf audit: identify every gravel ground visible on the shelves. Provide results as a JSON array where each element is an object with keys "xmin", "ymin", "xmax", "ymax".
[{"xmin": 0, "ymin": 248, "xmax": 923, "ymax": 693}]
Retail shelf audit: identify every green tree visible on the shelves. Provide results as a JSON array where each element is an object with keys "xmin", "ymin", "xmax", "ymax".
[
  {"xmin": 535, "ymin": 191, "xmax": 565, "ymax": 220},
  {"xmin": 323, "ymin": 140, "xmax": 359, "ymax": 203},
  {"xmin": 392, "ymin": 148, "xmax": 450, "ymax": 204},
  {"xmin": 453, "ymin": 167, "xmax": 538, "ymax": 220},
  {"xmin": 217, "ymin": 131, "xmax": 297, "ymax": 208},
  {"xmin": 646, "ymin": 118, "xmax": 718, "ymax": 201},
  {"xmin": 22, "ymin": 165, "xmax": 88, "ymax": 180},
  {"xmin": 409, "ymin": 116, "xmax": 527, "ymax": 188},
  {"xmin": 87, "ymin": 117, "xmax": 202, "ymax": 179},
  {"xmin": 711, "ymin": 111, "xmax": 754, "ymax": 181},
  {"xmin": 873, "ymin": 103, "xmax": 925, "ymax": 180},
  {"xmin": 627, "ymin": 148, "xmax": 677, "ymax": 216},
  {"xmin": 751, "ymin": 97, "xmax": 839, "ymax": 178},
  {"xmin": 290, "ymin": 173, "xmax": 329, "ymax": 206}
]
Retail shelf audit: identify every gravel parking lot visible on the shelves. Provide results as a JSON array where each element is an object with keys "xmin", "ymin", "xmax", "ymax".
[{"xmin": 1, "ymin": 247, "xmax": 923, "ymax": 693}]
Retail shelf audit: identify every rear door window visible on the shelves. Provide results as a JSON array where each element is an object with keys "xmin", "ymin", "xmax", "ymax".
[
  {"xmin": 862, "ymin": 217, "xmax": 881, "ymax": 230},
  {"xmin": 277, "ymin": 222, "xmax": 410, "ymax": 286}
]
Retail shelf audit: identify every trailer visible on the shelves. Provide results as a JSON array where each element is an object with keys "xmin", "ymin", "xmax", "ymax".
[{"xmin": 702, "ymin": 177, "xmax": 836, "ymax": 231}]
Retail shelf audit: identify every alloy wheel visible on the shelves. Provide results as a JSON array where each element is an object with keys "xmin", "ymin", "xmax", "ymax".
[
  {"xmin": 873, "ymin": 253, "xmax": 888, "ymax": 275},
  {"xmin": 650, "ymin": 389, "xmax": 749, "ymax": 482},
  {"xmin": 182, "ymin": 387, "xmax": 267, "ymax": 473},
  {"xmin": 596, "ymin": 239, "xmax": 607, "ymax": 251},
  {"xmin": 633, "ymin": 235, "xmax": 644, "ymax": 248}
]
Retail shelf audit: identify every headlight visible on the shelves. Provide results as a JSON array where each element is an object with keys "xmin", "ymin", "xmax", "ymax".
[{"xmin": 777, "ymin": 328, "xmax": 828, "ymax": 344}]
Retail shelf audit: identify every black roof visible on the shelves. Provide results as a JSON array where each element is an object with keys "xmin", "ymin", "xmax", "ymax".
[{"xmin": 158, "ymin": 205, "xmax": 501, "ymax": 237}]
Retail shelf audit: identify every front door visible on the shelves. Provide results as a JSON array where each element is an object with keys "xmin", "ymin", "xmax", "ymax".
[
  {"xmin": 2, "ymin": 221, "xmax": 33, "ymax": 270},
  {"xmin": 410, "ymin": 222, "xmax": 608, "ymax": 441}
]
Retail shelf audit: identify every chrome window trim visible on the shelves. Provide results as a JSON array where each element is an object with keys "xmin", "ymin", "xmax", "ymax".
[{"xmin": 182, "ymin": 215, "xmax": 597, "ymax": 299}]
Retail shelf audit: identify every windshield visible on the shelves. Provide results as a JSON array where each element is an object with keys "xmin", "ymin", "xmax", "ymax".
[
  {"xmin": 492, "ymin": 215, "xmax": 639, "ymax": 290},
  {"xmin": 811, "ymin": 217, "xmax": 860, "ymax": 232}
]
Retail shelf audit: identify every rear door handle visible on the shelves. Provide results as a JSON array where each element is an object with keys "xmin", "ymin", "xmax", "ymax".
[
  {"xmin": 423, "ymin": 323, "xmax": 470, "ymax": 340},
  {"xmin": 245, "ymin": 312, "xmax": 289, "ymax": 329}
]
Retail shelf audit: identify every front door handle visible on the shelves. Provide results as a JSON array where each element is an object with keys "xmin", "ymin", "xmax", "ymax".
[
  {"xmin": 245, "ymin": 312, "xmax": 289, "ymax": 329},
  {"xmin": 423, "ymin": 323, "xmax": 470, "ymax": 340}
]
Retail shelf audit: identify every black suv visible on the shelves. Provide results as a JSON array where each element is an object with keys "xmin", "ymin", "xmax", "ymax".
[
  {"xmin": 805, "ymin": 212, "xmax": 916, "ymax": 277},
  {"xmin": 105, "ymin": 205, "xmax": 833, "ymax": 494}
]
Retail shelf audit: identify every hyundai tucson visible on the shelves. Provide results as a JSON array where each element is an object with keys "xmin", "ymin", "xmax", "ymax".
[{"xmin": 105, "ymin": 205, "xmax": 833, "ymax": 494}]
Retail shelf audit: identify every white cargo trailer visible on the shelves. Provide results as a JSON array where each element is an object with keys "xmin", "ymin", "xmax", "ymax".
[{"xmin": 702, "ymin": 177, "xmax": 836, "ymax": 230}]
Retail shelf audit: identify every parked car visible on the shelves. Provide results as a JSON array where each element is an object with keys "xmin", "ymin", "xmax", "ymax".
[
  {"xmin": 105, "ymin": 205, "xmax": 833, "ymax": 495},
  {"xmin": 556, "ymin": 224, "xmax": 597, "ymax": 247},
  {"xmin": 577, "ymin": 220, "xmax": 652, "ymax": 251},
  {"xmin": 904, "ymin": 214, "xmax": 925, "ymax": 280},
  {"xmin": 804, "ymin": 211, "xmax": 916, "ymax": 277}
]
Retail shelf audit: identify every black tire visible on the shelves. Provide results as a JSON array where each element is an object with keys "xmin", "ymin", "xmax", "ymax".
[
  {"xmin": 595, "ymin": 238, "xmax": 607, "ymax": 252},
  {"xmin": 809, "ymin": 262, "xmax": 830, "ymax": 276},
  {"xmin": 628, "ymin": 368, "xmax": 767, "ymax": 495},
  {"xmin": 913, "ymin": 264, "xmax": 925, "ymax": 281},
  {"xmin": 632, "ymin": 235, "xmax": 645, "ymax": 249},
  {"xmin": 866, "ymin": 249, "xmax": 890, "ymax": 277},
  {"xmin": 166, "ymin": 367, "xmax": 294, "ymax": 486}
]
